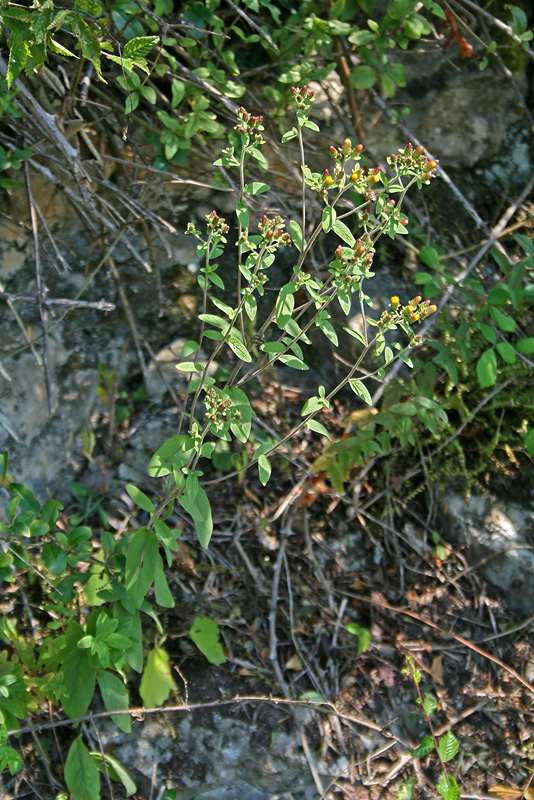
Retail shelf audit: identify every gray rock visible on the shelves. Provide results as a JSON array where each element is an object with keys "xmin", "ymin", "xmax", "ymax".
[{"xmin": 440, "ymin": 488, "xmax": 534, "ymax": 616}]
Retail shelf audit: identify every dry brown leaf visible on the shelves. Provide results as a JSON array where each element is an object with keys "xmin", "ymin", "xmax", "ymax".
[
  {"xmin": 285, "ymin": 653, "xmax": 303, "ymax": 671},
  {"xmin": 487, "ymin": 784, "xmax": 525, "ymax": 800},
  {"xmin": 429, "ymin": 654, "xmax": 444, "ymax": 686}
]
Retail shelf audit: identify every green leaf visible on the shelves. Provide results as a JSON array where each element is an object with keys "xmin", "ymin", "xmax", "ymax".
[
  {"xmin": 332, "ymin": 219, "xmax": 355, "ymax": 247},
  {"xmin": 91, "ymin": 752, "xmax": 136, "ymax": 797},
  {"xmin": 148, "ymin": 435, "xmax": 194, "ymax": 478},
  {"xmin": 423, "ymin": 693, "xmax": 437, "ymax": 716},
  {"xmin": 139, "ymin": 647, "xmax": 176, "ymax": 707},
  {"xmin": 236, "ymin": 200, "xmax": 249, "ymax": 229},
  {"xmin": 154, "ymin": 554, "xmax": 175, "ymax": 608},
  {"xmin": 438, "ymin": 731, "xmax": 459, "ymax": 763},
  {"xmin": 344, "ymin": 623, "xmax": 371, "ymax": 654},
  {"xmin": 175, "ymin": 361, "xmax": 204, "ymax": 372},
  {"xmin": 517, "ymin": 337, "xmax": 534, "ymax": 355},
  {"xmin": 410, "ymin": 734, "xmax": 435, "ymax": 758},
  {"xmin": 419, "ymin": 245, "xmax": 440, "ymax": 270},
  {"xmin": 179, "ymin": 484, "xmax": 213, "ymax": 548},
  {"xmin": 65, "ymin": 738, "xmax": 100, "ymax": 800},
  {"xmin": 278, "ymin": 354, "xmax": 308, "ymax": 370},
  {"xmin": 525, "ymin": 428, "xmax": 534, "ymax": 456},
  {"xmin": 437, "ymin": 774, "xmax": 460, "ymax": 800},
  {"xmin": 348, "ymin": 379, "xmax": 372, "ymax": 406},
  {"xmin": 228, "ymin": 387, "xmax": 252, "ymax": 443},
  {"xmin": 139, "ymin": 85, "xmax": 156, "ymax": 104},
  {"xmin": 305, "ymin": 420, "xmax": 331, "ymax": 440},
  {"xmin": 190, "ymin": 617, "xmax": 227, "ymax": 665},
  {"xmin": 496, "ymin": 341, "xmax": 516, "ymax": 364},
  {"xmin": 60, "ymin": 650, "xmax": 96, "ymax": 718},
  {"xmin": 281, "ymin": 128, "xmax": 298, "ymax": 142},
  {"xmin": 125, "ymin": 484, "xmax": 155, "ymax": 514},
  {"xmin": 125, "ymin": 528, "xmax": 159, "ymax": 608},
  {"xmin": 476, "ymin": 348, "xmax": 497, "ymax": 389},
  {"xmin": 275, "ymin": 283, "xmax": 296, "ymax": 329},
  {"xmin": 290, "ymin": 220, "xmax": 304, "ymax": 252},
  {"xmin": 488, "ymin": 306, "xmax": 515, "ymax": 333},
  {"xmin": 322, "ymin": 206, "xmax": 336, "ymax": 233},
  {"xmin": 97, "ymin": 671, "xmax": 131, "ymax": 733},
  {"xmin": 350, "ymin": 64, "xmax": 376, "ymax": 90},
  {"xmin": 227, "ymin": 332, "xmax": 252, "ymax": 363},
  {"xmin": 396, "ymin": 777, "xmax": 416, "ymax": 800},
  {"xmin": 244, "ymin": 182, "xmax": 270, "ymax": 195},
  {"xmin": 123, "ymin": 36, "xmax": 159, "ymax": 60},
  {"xmin": 258, "ymin": 454, "xmax": 271, "ymax": 486}
]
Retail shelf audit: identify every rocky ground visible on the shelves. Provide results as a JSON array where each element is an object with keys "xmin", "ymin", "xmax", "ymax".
[{"xmin": 1, "ymin": 29, "xmax": 534, "ymax": 800}]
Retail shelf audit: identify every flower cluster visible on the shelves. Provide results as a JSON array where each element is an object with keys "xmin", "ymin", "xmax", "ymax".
[
  {"xmin": 330, "ymin": 138, "xmax": 364, "ymax": 162},
  {"xmin": 258, "ymin": 214, "xmax": 291, "ymax": 247},
  {"xmin": 391, "ymin": 294, "xmax": 437, "ymax": 321},
  {"xmin": 204, "ymin": 388, "xmax": 239, "ymax": 430},
  {"xmin": 234, "ymin": 107, "xmax": 265, "ymax": 147},
  {"xmin": 388, "ymin": 143, "xmax": 439, "ymax": 183},
  {"xmin": 205, "ymin": 210, "xmax": 230, "ymax": 235},
  {"xmin": 290, "ymin": 85, "xmax": 315, "ymax": 112}
]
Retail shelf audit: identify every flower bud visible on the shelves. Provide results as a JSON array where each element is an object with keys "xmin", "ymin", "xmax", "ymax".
[
  {"xmin": 415, "ymin": 145, "xmax": 424, "ymax": 156},
  {"xmin": 325, "ymin": 175, "xmax": 334, "ymax": 187},
  {"xmin": 428, "ymin": 304, "xmax": 437, "ymax": 314},
  {"xmin": 428, "ymin": 160, "xmax": 438, "ymax": 170},
  {"xmin": 355, "ymin": 144, "xmax": 363, "ymax": 153},
  {"xmin": 411, "ymin": 296, "xmax": 422, "ymax": 306},
  {"xmin": 391, "ymin": 296, "xmax": 400, "ymax": 310},
  {"xmin": 330, "ymin": 145, "xmax": 337, "ymax": 156},
  {"xmin": 343, "ymin": 138, "xmax": 352, "ymax": 154}
]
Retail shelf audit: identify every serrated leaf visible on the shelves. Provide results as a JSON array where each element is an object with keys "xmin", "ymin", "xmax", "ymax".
[
  {"xmin": 139, "ymin": 647, "xmax": 176, "ymax": 707},
  {"xmin": 410, "ymin": 734, "xmax": 435, "ymax": 759},
  {"xmin": 65, "ymin": 738, "xmax": 100, "ymax": 800},
  {"xmin": 423, "ymin": 693, "xmax": 438, "ymax": 716},
  {"xmin": 348, "ymin": 379, "xmax": 372, "ymax": 405},
  {"xmin": 437, "ymin": 773, "xmax": 460, "ymax": 800},
  {"xmin": 190, "ymin": 617, "xmax": 227, "ymax": 665},
  {"xmin": 123, "ymin": 35, "xmax": 159, "ymax": 60},
  {"xmin": 438, "ymin": 731, "xmax": 459, "ymax": 763}
]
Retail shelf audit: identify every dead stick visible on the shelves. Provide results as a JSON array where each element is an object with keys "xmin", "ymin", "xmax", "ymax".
[{"xmin": 24, "ymin": 162, "xmax": 55, "ymax": 415}]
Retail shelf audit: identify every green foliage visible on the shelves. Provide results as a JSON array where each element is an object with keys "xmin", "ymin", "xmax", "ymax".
[
  {"xmin": 400, "ymin": 656, "xmax": 462, "ymax": 799},
  {"xmin": 311, "ymin": 232, "xmax": 534, "ymax": 496},
  {"xmin": 190, "ymin": 616, "xmax": 227, "ymax": 665}
]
